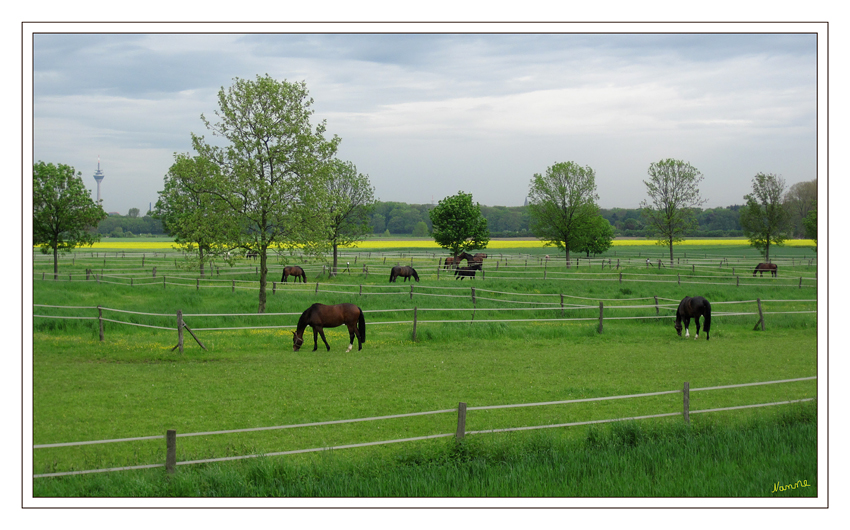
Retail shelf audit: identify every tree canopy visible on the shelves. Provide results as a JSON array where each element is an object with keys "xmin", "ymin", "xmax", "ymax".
[
  {"xmin": 640, "ymin": 158, "xmax": 706, "ymax": 264},
  {"xmin": 429, "ymin": 191, "xmax": 490, "ymax": 258},
  {"xmin": 33, "ymin": 161, "xmax": 107, "ymax": 277},
  {"xmin": 191, "ymin": 74, "xmax": 340, "ymax": 313},
  {"xmin": 153, "ymin": 153, "xmax": 238, "ymax": 276},
  {"xmin": 527, "ymin": 161, "xmax": 600, "ymax": 266},
  {"xmin": 316, "ymin": 158, "xmax": 375, "ymax": 275},
  {"xmin": 740, "ymin": 172, "xmax": 790, "ymax": 262}
]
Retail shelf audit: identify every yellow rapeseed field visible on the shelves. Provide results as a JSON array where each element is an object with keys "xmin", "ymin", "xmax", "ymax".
[{"xmin": 77, "ymin": 238, "xmax": 815, "ymax": 250}]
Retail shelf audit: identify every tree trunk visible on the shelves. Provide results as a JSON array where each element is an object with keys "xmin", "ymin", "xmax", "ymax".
[
  {"xmin": 53, "ymin": 245, "xmax": 58, "ymax": 280},
  {"xmin": 199, "ymin": 247, "xmax": 205, "ymax": 278},
  {"xmin": 668, "ymin": 236, "xmax": 674, "ymax": 266},
  {"xmin": 565, "ymin": 247, "xmax": 571, "ymax": 268},
  {"xmin": 332, "ymin": 241, "xmax": 339, "ymax": 277},
  {"xmin": 257, "ymin": 247, "xmax": 268, "ymax": 313}
]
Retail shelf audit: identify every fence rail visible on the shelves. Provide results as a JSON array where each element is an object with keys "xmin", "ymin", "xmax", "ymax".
[
  {"xmin": 32, "ymin": 376, "xmax": 816, "ymax": 478},
  {"xmin": 33, "ymin": 295, "xmax": 817, "ymax": 349}
]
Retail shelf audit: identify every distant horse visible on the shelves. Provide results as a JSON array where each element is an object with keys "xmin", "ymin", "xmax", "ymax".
[
  {"xmin": 281, "ymin": 265, "xmax": 306, "ymax": 283},
  {"xmin": 246, "ymin": 250, "xmax": 259, "ymax": 260},
  {"xmin": 472, "ymin": 253, "xmax": 487, "ymax": 264},
  {"xmin": 443, "ymin": 257, "xmax": 458, "ymax": 269},
  {"xmin": 292, "ymin": 303, "xmax": 365, "ymax": 352},
  {"xmin": 675, "ymin": 296, "xmax": 712, "ymax": 340},
  {"xmin": 753, "ymin": 263, "xmax": 778, "ymax": 277},
  {"xmin": 389, "ymin": 265, "xmax": 419, "ymax": 282},
  {"xmin": 455, "ymin": 263, "xmax": 482, "ymax": 280}
]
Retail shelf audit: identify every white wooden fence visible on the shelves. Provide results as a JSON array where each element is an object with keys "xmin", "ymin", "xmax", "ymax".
[{"xmin": 32, "ymin": 376, "xmax": 816, "ymax": 478}]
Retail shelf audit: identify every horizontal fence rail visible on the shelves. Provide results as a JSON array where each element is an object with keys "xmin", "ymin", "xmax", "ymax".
[{"xmin": 33, "ymin": 376, "xmax": 816, "ymax": 478}]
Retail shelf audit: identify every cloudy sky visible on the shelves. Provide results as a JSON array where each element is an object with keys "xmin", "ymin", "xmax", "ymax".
[{"xmin": 30, "ymin": 25, "xmax": 821, "ymax": 216}]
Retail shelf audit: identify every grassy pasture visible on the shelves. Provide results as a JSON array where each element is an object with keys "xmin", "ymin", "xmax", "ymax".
[{"xmin": 30, "ymin": 239, "xmax": 818, "ymax": 496}]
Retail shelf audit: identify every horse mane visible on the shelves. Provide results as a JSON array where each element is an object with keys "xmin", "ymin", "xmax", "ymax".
[{"xmin": 297, "ymin": 304, "xmax": 320, "ymax": 331}]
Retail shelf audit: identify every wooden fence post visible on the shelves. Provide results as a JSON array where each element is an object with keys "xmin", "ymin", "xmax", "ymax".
[
  {"xmin": 456, "ymin": 402, "xmax": 467, "ymax": 440},
  {"xmin": 98, "ymin": 306, "xmax": 104, "ymax": 342},
  {"xmin": 598, "ymin": 301, "xmax": 603, "ymax": 334},
  {"xmin": 410, "ymin": 285, "xmax": 414, "ymax": 300},
  {"xmin": 471, "ymin": 287, "xmax": 476, "ymax": 305},
  {"xmin": 560, "ymin": 293, "xmax": 564, "ymax": 316},
  {"xmin": 412, "ymin": 307, "xmax": 418, "ymax": 342},
  {"xmin": 683, "ymin": 382, "xmax": 690, "ymax": 423},
  {"xmin": 152, "ymin": 266, "xmax": 157, "ymax": 278},
  {"xmin": 619, "ymin": 271, "xmax": 622, "ymax": 283},
  {"xmin": 737, "ymin": 276, "xmax": 740, "ymax": 287},
  {"xmin": 754, "ymin": 298, "xmax": 765, "ymax": 331},
  {"xmin": 177, "ymin": 310, "xmax": 184, "ymax": 354},
  {"xmin": 166, "ymin": 429, "xmax": 177, "ymax": 475},
  {"xmin": 655, "ymin": 296, "xmax": 659, "ymax": 316},
  {"xmin": 163, "ymin": 276, "xmax": 166, "ymax": 289},
  {"xmin": 315, "ymin": 282, "xmax": 320, "ymax": 294},
  {"xmin": 196, "ymin": 278, "xmax": 200, "ymax": 291},
  {"xmin": 799, "ymin": 277, "xmax": 802, "ymax": 289}
]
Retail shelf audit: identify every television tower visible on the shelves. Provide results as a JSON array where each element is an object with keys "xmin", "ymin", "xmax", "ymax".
[{"xmin": 93, "ymin": 156, "xmax": 105, "ymax": 205}]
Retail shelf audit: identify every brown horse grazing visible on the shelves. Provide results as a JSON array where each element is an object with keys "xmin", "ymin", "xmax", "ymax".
[
  {"xmin": 473, "ymin": 253, "xmax": 487, "ymax": 261},
  {"xmin": 454, "ymin": 263, "xmax": 482, "ymax": 280},
  {"xmin": 292, "ymin": 303, "xmax": 365, "ymax": 352},
  {"xmin": 389, "ymin": 265, "xmax": 419, "ymax": 282},
  {"xmin": 281, "ymin": 265, "xmax": 307, "ymax": 283},
  {"xmin": 675, "ymin": 296, "xmax": 712, "ymax": 340},
  {"xmin": 753, "ymin": 263, "xmax": 778, "ymax": 277},
  {"xmin": 444, "ymin": 252, "xmax": 476, "ymax": 269}
]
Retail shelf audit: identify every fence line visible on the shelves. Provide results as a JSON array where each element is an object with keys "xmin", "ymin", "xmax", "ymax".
[
  {"xmin": 33, "ymin": 375, "xmax": 816, "ymax": 478},
  {"xmin": 34, "ymin": 376, "xmax": 815, "ymax": 450}
]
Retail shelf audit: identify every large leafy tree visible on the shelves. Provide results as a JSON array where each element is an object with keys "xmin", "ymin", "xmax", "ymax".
[
  {"xmin": 153, "ymin": 153, "xmax": 238, "ymax": 277},
  {"xmin": 740, "ymin": 172, "xmax": 790, "ymax": 262},
  {"xmin": 191, "ymin": 74, "xmax": 339, "ymax": 313},
  {"xmin": 640, "ymin": 158, "xmax": 706, "ymax": 265},
  {"xmin": 570, "ymin": 215, "xmax": 615, "ymax": 257},
  {"xmin": 33, "ymin": 161, "xmax": 107, "ymax": 278},
  {"xmin": 803, "ymin": 205, "xmax": 817, "ymax": 251},
  {"xmin": 527, "ymin": 161, "xmax": 600, "ymax": 267},
  {"xmin": 317, "ymin": 158, "xmax": 375, "ymax": 275},
  {"xmin": 783, "ymin": 178, "xmax": 817, "ymax": 237},
  {"xmin": 429, "ymin": 191, "xmax": 490, "ymax": 260}
]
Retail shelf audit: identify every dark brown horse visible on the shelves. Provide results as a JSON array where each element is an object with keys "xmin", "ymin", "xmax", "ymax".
[
  {"xmin": 675, "ymin": 296, "xmax": 711, "ymax": 340},
  {"xmin": 454, "ymin": 263, "xmax": 482, "ymax": 280},
  {"xmin": 753, "ymin": 263, "xmax": 778, "ymax": 277},
  {"xmin": 444, "ymin": 252, "xmax": 476, "ymax": 269},
  {"xmin": 472, "ymin": 253, "xmax": 487, "ymax": 263},
  {"xmin": 292, "ymin": 303, "xmax": 365, "ymax": 352},
  {"xmin": 281, "ymin": 265, "xmax": 307, "ymax": 283},
  {"xmin": 389, "ymin": 265, "xmax": 419, "ymax": 282},
  {"xmin": 245, "ymin": 250, "xmax": 259, "ymax": 260}
]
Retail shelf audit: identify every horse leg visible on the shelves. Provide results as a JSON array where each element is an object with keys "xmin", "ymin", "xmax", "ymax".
[
  {"xmin": 695, "ymin": 316, "xmax": 701, "ymax": 339},
  {"xmin": 346, "ymin": 324, "xmax": 356, "ymax": 352},
  {"xmin": 311, "ymin": 327, "xmax": 320, "ymax": 351},
  {"xmin": 316, "ymin": 327, "xmax": 331, "ymax": 351},
  {"xmin": 684, "ymin": 318, "xmax": 690, "ymax": 338}
]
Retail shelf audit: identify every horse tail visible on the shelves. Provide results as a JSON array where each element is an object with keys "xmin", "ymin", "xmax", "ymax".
[
  {"xmin": 389, "ymin": 269, "xmax": 395, "ymax": 282},
  {"xmin": 358, "ymin": 308, "xmax": 366, "ymax": 343}
]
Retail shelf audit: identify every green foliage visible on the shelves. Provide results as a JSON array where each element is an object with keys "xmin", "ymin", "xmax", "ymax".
[
  {"xmin": 33, "ymin": 161, "xmax": 108, "ymax": 275},
  {"xmin": 191, "ymin": 74, "xmax": 340, "ymax": 312},
  {"xmin": 640, "ymin": 159, "xmax": 706, "ymax": 263},
  {"xmin": 428, "ymin": 191, "xmax": 490, "ymax": 256},
  {"xmin": 803, "ymin": 207, "xmax": 817, "ymax": 250},
  {"xmin": 412, "ymin": 221, "xmax": 429, "ymax": 237},
  {"xmin": 740, "ymin": 173, "xmax": 790, "ymax": 261},
  {"xmin": 317, "ymin": 158, "xmax": 375, "ymax": 274},
  {"xmin": 570, "ymin": 215, "xmax": 615, "ymax": 257},
  {"xmin": 527, "ymin": 161, "xmax": 600, "ymax": 265}
]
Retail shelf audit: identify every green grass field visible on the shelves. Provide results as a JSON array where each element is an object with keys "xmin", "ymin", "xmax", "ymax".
[{"xmin": 29, "ymin": 240, "xmax": 819, "ymax": 498}]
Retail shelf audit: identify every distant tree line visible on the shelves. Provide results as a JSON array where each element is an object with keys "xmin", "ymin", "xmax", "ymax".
[{"xmin": 94, "ymin": 195, "xmax": 817, "ymax": 240}]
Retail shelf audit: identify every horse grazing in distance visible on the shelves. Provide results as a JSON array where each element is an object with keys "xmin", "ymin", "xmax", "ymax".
[
  {"xmin": 753, "ymin": 263, "xmax": 778, "ymax": 277},
  {"xmin": 281, "ymin": 265, "xmax": 306, "ymax": 283},
  {"xmin": 389, "ymin": 265, "xmax": 419, "ymax": 282},
  {"xmin": 455, "ymin": 263, "xmax": 482, "ymax": 280},
  {"xmin": 245, "ymin": 250, "xmax": 259, "ymax": 260},
  {"xmin": 292, "ymin": 303, "xmax": 365, "ymax": 352},
  {"xmin": 675, "ymin": 296, "xmax": 712, "ymax": 340}
]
